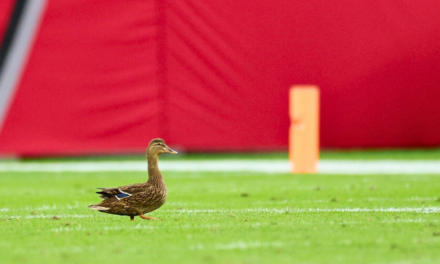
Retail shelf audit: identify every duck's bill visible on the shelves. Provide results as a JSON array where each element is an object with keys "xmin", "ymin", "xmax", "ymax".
[{"xmin": 166, "ymin": 147, "xmax": 178, "ymax": 154}]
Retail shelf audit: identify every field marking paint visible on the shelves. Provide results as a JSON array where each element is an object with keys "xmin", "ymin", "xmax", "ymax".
[
  {"xmin": 189, "ymin": 241, "xmax": 283, "ymax": 251},
  {"xmin": 0, "ymin": 160, "xmax": 440, "ymax": 174},
  {"xmin": 51, "ymin": 223, "xmax": 155, "ymax": 233},
  {"xmin": 4, "ymin": 214, "xmax": 94, "ymax": 219},
  {"xmin": 170, "ymin": 207, "xmax": 440, "ymax": 214},
  {"xmin": 3, "ymin": 207, "xmax": 440, "ymax": 220},
  {"xmin": 216, "ymin": 241, "xmax": 283, "ymax": 250},
  {"xmin": 1, "ymin": 197, "xmax": 438, "ymax": 213}
]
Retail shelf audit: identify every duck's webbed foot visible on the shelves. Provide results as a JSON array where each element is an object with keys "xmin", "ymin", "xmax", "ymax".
[{"xmin": 139, "ymin": 214, "xmax": 158, "ymax": 221}]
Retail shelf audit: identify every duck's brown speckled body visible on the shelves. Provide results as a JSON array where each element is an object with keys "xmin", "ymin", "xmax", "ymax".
[{"xmin": 88, "ymin": 138, "xmax": 177, "ymax": 221}]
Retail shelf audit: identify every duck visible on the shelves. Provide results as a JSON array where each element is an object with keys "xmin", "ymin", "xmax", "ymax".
[{"xmin": 88, "ymin": 138, "xmax": 178, "ymax": 221}]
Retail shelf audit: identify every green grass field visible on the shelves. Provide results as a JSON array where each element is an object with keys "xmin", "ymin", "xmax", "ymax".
[{"xmin": 1, "ymin": 151, "xmax": 440, "ymax": 264}]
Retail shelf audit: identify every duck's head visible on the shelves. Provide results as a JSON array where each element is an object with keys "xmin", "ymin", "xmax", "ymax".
[{"xmin": 147, "ymin": 138, "xmax": 178, "ymax": 156}]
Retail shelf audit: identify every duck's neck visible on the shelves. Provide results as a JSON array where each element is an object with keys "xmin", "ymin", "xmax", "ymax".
[{"xmin": 147, "ymin": 154, "xmax": 165, "ymax": 187}]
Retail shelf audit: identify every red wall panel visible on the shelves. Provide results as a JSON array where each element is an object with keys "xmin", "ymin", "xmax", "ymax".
[
  {"xmin": 0, "ymin": 0, "xmax": 15, "ymax": 40},
  {"xmin": 1, "ymin": 0, "xmax": 440, "ymax": 155},
  {"xmin": 165, "ymin": 1, "xmax": 289, "ymax": 150},
  {"xmin": 0, "ymin": 0, "xmax": 160, "ymax": 155},
  {"xmin": 165, "ymin": 0, "xmax": 440, "ymax": 150}
]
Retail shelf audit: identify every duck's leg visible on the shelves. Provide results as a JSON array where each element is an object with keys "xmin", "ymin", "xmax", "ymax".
[
  {"xmin": 139, "ymin": 214, "xmax": 157, "ymax": 221},
  {"xmin": 130, "ymin": 216, "xmax": 135, "ymax": 221}
]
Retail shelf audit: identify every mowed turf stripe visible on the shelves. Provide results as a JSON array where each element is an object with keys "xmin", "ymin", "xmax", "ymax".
[
  {"xmin": 1, "ymin": 160, "xmax": 440, "ymax": 174},
  {"xmin": 2, "ymin": 207, "xmax": 440, "ymax": 218}
]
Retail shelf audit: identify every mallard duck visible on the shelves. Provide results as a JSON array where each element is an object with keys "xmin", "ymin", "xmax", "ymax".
[{"xmin": 88, "ymin": 138, "xmax": 177, "ymax": 221}]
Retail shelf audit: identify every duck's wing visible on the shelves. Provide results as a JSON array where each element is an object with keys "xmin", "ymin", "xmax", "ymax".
[{"xmin": 96, "ymin": 183, "xmax": 149, "ymax": 200}]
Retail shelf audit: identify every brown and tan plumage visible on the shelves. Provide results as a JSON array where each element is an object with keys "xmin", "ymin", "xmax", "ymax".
[{"xmin": 88, "ymin": 138, "xmax": 177, "ymax": 221}]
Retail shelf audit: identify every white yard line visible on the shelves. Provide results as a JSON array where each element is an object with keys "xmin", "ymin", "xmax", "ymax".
[
  {"xmin": 0, "ymin": 160, "xmax": 439, "ymax": 174},
  {"xmin": 214, "ymin": 241, "xmax": 283, "ymax": 250},
  {"xmin": 2, "ymin": 207, "xmax": 440, "ymax": 219},
  {"xmin": 168, "ymin": 207, "xmax": 440, "ymax": 214},
  {"xmin": 1, "ymin": 197, "xmax": 437, "ymax": 213},
  {"xmin": 4, "ymin": 214, "xmax": 95, "ymax": 219}
]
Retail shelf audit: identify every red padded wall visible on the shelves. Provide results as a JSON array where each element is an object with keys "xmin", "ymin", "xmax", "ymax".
[
  {"xmin": 1, "ymin": 0, "xmax": 440, "ymax": 155},
  {"xmin": 164, "ymin": 0, "xmax": 440, "ymax": 149},
  {"xmin": 0, "ymin": 0, "xmax": 160, "ymax": 155},
  {"xmin": 0, "ymin": 1, "xmax": 15, "ymax": 40}
]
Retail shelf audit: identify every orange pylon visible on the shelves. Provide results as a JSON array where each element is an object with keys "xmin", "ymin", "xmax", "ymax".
[{"xmin": 289, "ymin": 86, "xmax": 320, "ymax": 173}]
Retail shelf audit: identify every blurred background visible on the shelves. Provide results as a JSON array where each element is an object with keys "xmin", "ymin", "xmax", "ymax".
[{"xmin": 1, "ymin": 0, "xmax": 440, "ymax": 157}]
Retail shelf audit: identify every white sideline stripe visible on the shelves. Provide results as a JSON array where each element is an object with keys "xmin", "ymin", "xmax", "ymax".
[
  {"xmin": 0, "ymin": 160, "xmax": 440, "ymax": 174},
  {"xmin": 2, "ymin": 207, "xmax": 440, "ymax": 218}
]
